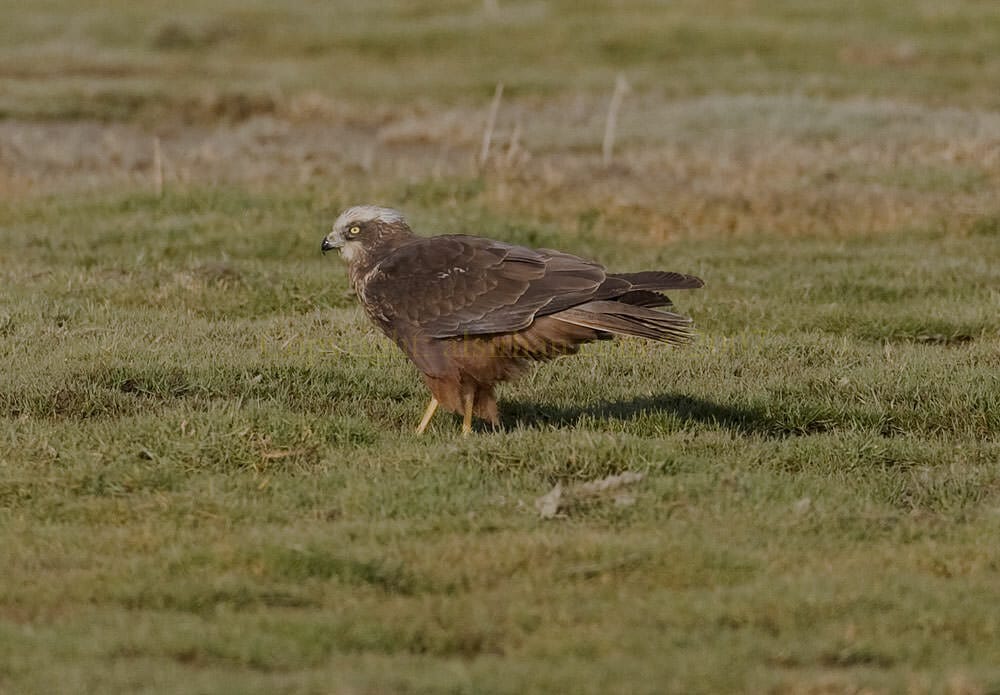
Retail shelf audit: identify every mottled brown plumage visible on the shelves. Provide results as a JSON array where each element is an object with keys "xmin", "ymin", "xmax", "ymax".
[{"xmin": 321, "ymin": 205, "xmax": 704, "ymax": 434}]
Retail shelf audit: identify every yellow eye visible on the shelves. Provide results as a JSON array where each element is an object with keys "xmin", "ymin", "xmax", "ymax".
[{"xmin": 348, "ymin": 225, "xmax": 361, "ymax": 236}]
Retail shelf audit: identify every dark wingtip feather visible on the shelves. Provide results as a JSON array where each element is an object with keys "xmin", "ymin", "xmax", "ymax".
[
  {"xmin": 617, "ymin": 290, "xmax": 675, "ymax": 308},
  {"xmin": 611, "ymin": 271, "xmax": 704, "ymax": 291}
]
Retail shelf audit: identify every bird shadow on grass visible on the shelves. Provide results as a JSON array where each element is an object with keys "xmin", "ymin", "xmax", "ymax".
[{"xmin": 501, "ymin": 393, "xmax": 778, "ymax": 437}]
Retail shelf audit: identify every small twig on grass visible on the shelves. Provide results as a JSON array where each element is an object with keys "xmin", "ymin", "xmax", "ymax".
[
  {"xmin": 479, "ymin": 82, "xmax": 504, "ymax": 169},
  {"xmin": 536, "ymin": 471, "xmax": 645, "ymax": 519},
  {"xmin": 602, "ymin": 73, "xmax": 630, "ymax": 166}
]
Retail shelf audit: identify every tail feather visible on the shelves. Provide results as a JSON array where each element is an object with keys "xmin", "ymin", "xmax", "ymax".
[{"xmin": 553, "ymin": 300, "xmax": 695, "ymax": 345}]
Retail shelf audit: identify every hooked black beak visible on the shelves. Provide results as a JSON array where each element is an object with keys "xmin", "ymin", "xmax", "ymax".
[{"xmin": 321, "ymin": 236, "xmax": 342, "ymax": 254}]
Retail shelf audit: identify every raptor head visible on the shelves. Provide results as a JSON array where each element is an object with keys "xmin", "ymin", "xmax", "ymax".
[{"xmin": 322, "ymin": 205, "xmax": 414, "ymax": 264}]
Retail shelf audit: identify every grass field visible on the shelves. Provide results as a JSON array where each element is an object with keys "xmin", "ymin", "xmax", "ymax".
[{"xmin": 3, "ymin": 1, "xmax": 1000, "ymax": 693}]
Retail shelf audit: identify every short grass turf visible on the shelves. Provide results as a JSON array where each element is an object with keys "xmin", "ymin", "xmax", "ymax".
[
  {"xmin": 2, "ymin": 188, "xmax": 999, "ymax": 694},
  {"xmin": 4, "ymin": 0, "xmax": 1000, "ymax": 692}
]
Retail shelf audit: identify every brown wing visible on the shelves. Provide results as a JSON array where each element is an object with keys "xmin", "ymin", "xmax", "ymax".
[
  {"xmin": 362, "ymin": 235, "xmax": 704, "ymax": 348},
  {"xmin": 362, "ymin": 235, "xmax": 631, "ymax": 338}
]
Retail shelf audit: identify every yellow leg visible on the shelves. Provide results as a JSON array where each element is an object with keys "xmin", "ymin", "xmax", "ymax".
[
  {"xmin": 461, "ymin": 391, "xmax": 474, "ymax": 436},
  {"xmin": 415, "ymin": 397, "xmax": 439, "ymax": 435}
]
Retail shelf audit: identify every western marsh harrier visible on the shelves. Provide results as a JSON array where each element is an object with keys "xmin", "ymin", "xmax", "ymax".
[{"xmin": 322, "ymin": 206, "xmax": 703, "ymax": 434}]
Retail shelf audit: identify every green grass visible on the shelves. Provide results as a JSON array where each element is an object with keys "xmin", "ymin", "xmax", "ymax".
[
  {"xmin": 3, "ymin": 188, "xmax": 1000, "ymax": 693},
  {"xmin": 4, "ymin": 1, "xmax": 1000, "ymax": 692},
  {"xmin": 2, "ymin": 0, "xmax": 1000, "ymax": 121}
]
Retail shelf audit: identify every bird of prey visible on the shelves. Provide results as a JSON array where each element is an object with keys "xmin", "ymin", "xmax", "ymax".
[{"xmin": 321, "ymin": 206, "xmax": 703, "ymax": 434}]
